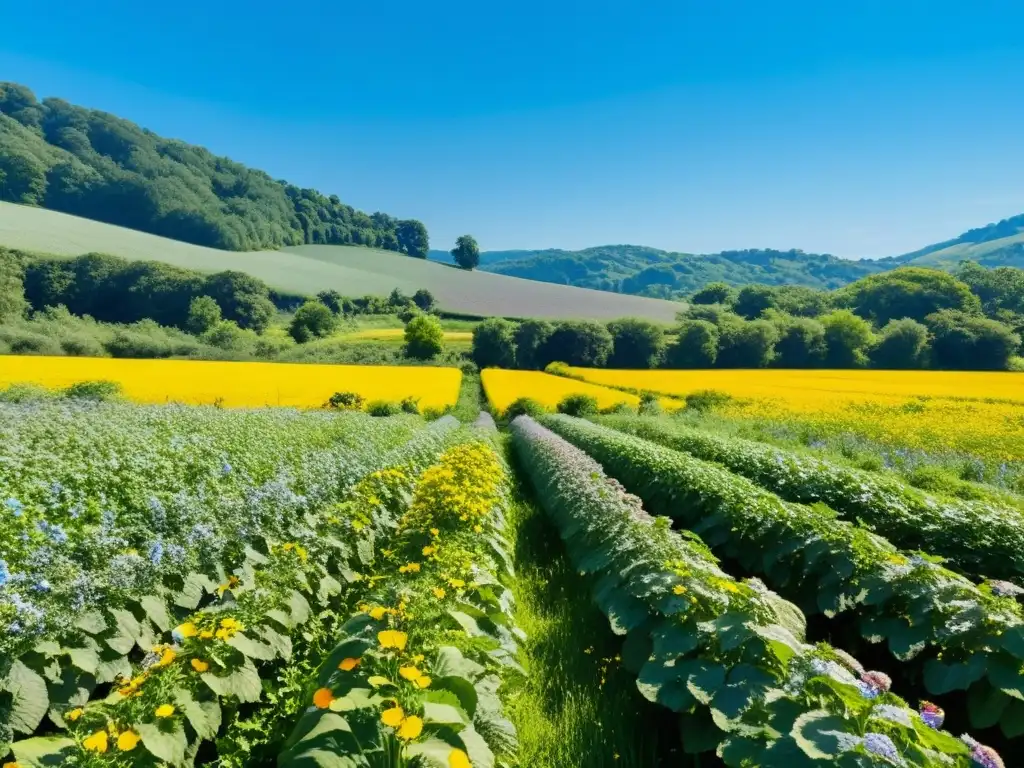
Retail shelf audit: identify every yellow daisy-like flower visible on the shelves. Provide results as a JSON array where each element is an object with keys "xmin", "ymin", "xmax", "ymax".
[
  {"xmin": 399, "ymin": 666, "xmax": 422, "ymax": 681},
  {"xmin": 83, "ymin": 730, "xmax": 109, "ymax": 753},
  {"xmin": 155, "ymin": 704, "xmax": 176, "ymax": 718},
  {"xmin": 368, "ymin": 606, "xmax": 388, "ymax": 620},
  {"xmin": 339, "ymin": 657, "xmax": 361, "ymax": 672},
  {"xmin": 116, "ymin": 731, "xmax": 140, "ymax": 752},
  {"xmin": 199, "ymin": 629, "xmax": 214, "ymax": 640},
  {"xmin": 215, "ymin": 628, "xmax": 230, "ymax": 641},
  {"xmin": 66, "ymin": 708, "xmax": 84, "ymax": 722},
  {"xmin": 422, "ymin": 545, "xmax": 437, "ymax": 557},
  {"xmin": 449, "ymin": 748, "xmax": 472, "ymax": 768},
  {"xmin": 176, "ymin": 622, "xmax": 198, "ymax": 638},
  {"xmin": 378, "ymin": 630, "xmax": 408, "ymax": 650},
  {"xmin": 220, "ymin": 617, "xmax": 242, "ymax": 630},
  {"xmin": 430, "ymin": 528, "xmax": 440, "ymax": 537},
  {"xmin": 473, "ymin": 525, "xmax": 483, "ymax": 534},
  {"xmin": 397, "ymin": 715, "xmax": 423, "ymax": 741},
  {"xmin": 313, "ymin": 688, "xmax": 334, "ymax": 709},
  {"xmin": 191, "ymin": 658, "xmax": 210, "ymax": 673},
  {"xmin": 412, "ymin": 654, "xmax": 425, "ymax": 663},
  {"xmin": 156, "ymin": 649, "xmax": 176, "ymax": 668},
  {"xmin": 381, "ymin": 705, "xmax": 405, "ymax": 727},
  {"xmin": 432, "ymin": 587, "xmax": 446, "ymax": 599},
  {"xmin": 415, "ymin": 676, "xmax": 432, "ymax": 689},
  {"xmin": 673, "ymin": 585, "xmax": 687, "ymax": 595}
]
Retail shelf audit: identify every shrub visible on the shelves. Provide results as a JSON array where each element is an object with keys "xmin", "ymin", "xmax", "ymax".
[
  {"xmin": 926, "ymin": 309, "xmax": 1021, "ymax": 370},
  {"xmin": 503, "ymin": 397, "xmax": 547, "ymax": 421},
  {"xmin": 2, "ymin": 328, "xmax": 62, "ymax": 355},
  {"xmin": 105, "ymin": 321, "xmax": 202, "ymax": 358},
  {"xmin": 400, "ymin": 396, "xmax": 420, "ymax": 414},
  {"xmin": 870, "ymin": 318, "xmax": 930, "ymax": 369},
  {"xmin": 607, "ymin": 317, "xmax": 665, "ymax": 368},
  {"xmin": 715, "ymin": 316, "xmax": 778, "ymax": 368},
  {"xmin": 771, "ymin": 315, "xmax": 826, "ymax": 368},
  {"xmin": 556, "ymin": 393, "xmax": 600, "ymax": 417},
  {"xmin": 366, "ymin": 400, "xmax": 402, "ymax": 417},
  {"xmin": 202, "ymin": 320, "xmax": 258, "ymax": 352},
  {"xmin": 539, "ymin": 320, "xmax": 614, "ymax": 368},
  {"xmin": 513, "ymin": 319, "xmax": 554, "ymax": 370},
  {"xmin": 600, "ymin": 401, "xmax": 637, "ymax": 416},
  {"xmin": 422, "ymin": 405, "xmax": 451, "ymax": 421},
  {"xmin": 316, "ymin": 290, "xmax": 344, "ymax": 314},
  {"xmin": 638, "ymin": 391, "xmax": 663, "ymax": 416},
  {"xmin": 325, "ymin": 391, "xmax": 365, "ymax": 410},
  {"xmin": 396, "ymin": 306, "xmax": 421, "ymax": 324},
  {"xmin": 664, "ymin": 320, "xmax": 719, "ymax": 368},
  {"xmin": 63, "ymin": 380, "xmax": 123, "ymax": 401},
  {"xmin": 0, "ymin": 383, "xmax": 53, "ymax": 402},
  {"xmin": 289, "ymin": 301, "xmax": 337, "ymax": 343},
  {"xmin": 59, "ymin": 334, "xmax": 106, "ymax": 357},
  {"xmin": 821, "ymin": 309, "xmax": 875, "ymax": 367},
  {"xmin": 684, "ymin": 389, "xmax": 733, "ymax": 412},
  {"xmin": 186, "ymin": 295, "xmax": 222, "ymax": 335},
  {"xmin": 411, "ymin": 289, "xmax": 436, "ymax": 312},
  {"xmin": 544, "ymin": 361, "xmax": 573, "ymax": 377},
  {"xmin": 404, "ymin": 314, "xmax": 444, "ymax": 359},
  {"xmin": 472, "ymin": 318, "xmax": 517, "ymax": 368}
]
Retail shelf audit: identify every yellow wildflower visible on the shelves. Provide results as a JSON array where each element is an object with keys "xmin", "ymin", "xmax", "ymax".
[
  {"xmin": 673, "ymin": 585, "xmax": 687, "ymax": 595},
  {"xmin": 67, "ymin": 708, "xmax": 84, "ymax": 722},
  {"xmin": 448, "ymin": 578, "xmax": 465, "ymax": 588},
  {"xmin": 449, "ymin": 748, "xmax": 472, "ymax": 768},
  {"xmin": 399, "ymin": 666, "xmax": 422, "ymax": 681},
  {"xmin": 412, "ymin": 654, "xmax": 425, "ymax": 663},
  {"xmin": 378, "ymin": 630, "xmax": 408, "ymax": 650},
  {"xmin": 199, "ymin": 630, "xmax": 214, "ymax": 640},
  {"xmin": 369, "ymin": 606, "xmax": 388, "ymax": 620},
  {"xmin": 430, "ymin": 528, "xmax": 440, "ymax": 537},
  {"xmin": 432, "ymin": 587, "xmax": 446, "ymax": 599},
  {"xmin": 155, "ymin": 704, "xmax": 175, "ymax": 718},
  {"xmin": 398, "ymin": 715, "xmax": 424, "ymax": 740},
  {"xmin": 83, "ymin": 730, "xmax": 108, "ymax": 753},
  {"xmin": 313, "ymin": 688, "xmax": 334, "ymax": 709},
  {"xmin": 422, "ymin": 545, "xmax": 437, "ymax": 557},
  {"xmin": 220, "ymin": 617, "xmax": 242, "ymax": 630},
  {"xmin": 415, "ymin": 676, "xmax": 432, "ymax": 689},
  {"xmin": 191, "ymin": 658, "xmax": 210, "ymax": 673},
  {"xmin": 117, "ymin": 731, "xmax": 140, "ymax": 752},
  {"xmin": 339, "ymin": 657, "xmax": 361, "ymax": 672},
  {"xmin": 176, "ymin": 622, "xmax": 198, "ymax": 638},
  {"xmin": 381, "ymin": 705, "xmax": 405, "ymax": 727},
  {"xmin": 155, "ymin": 649, "xmax": 176, "ymax": 668}
]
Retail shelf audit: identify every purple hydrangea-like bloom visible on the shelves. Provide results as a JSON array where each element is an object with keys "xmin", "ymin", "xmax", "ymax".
[
  {"xmin": 961, "ymin": 736, "xmax": 1005, "ymax": 768},
  {"xmin": 863, "ymin": 733, "xmax": 903, "ymax": 765},
  {"xmin": 919, "ymin": 701, "xmax": 944, "ymax": 729},
  {"xmin": 857, "ymin": 670, "xmax": 892, "ymax": 699},
  {"xmin": 986, "ymin": 580, "xmax": 1024, "ymax": 599}
]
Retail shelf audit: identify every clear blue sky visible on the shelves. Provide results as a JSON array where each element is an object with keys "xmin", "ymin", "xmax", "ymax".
[{"xmin": 2, "ymin": 0, "xmax": 1023, "ymax": 258}]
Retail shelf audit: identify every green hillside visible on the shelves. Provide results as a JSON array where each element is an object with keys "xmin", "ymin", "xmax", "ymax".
[{"xmin": 0, "ymin": 202, "xmax": 682, "ymax": 321}]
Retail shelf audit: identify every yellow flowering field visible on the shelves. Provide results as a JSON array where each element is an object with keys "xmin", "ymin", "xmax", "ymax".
[
  {"xmin": 565, "ymin": 367, "xmax": 1024, "ymax": 461},
  {"xmin": 0, "ymin": 355, "xmax": 462, "ymax": 409},
  {"xmin": 481, "ymin": 369, "xmax": 641, "ymax": 413}
]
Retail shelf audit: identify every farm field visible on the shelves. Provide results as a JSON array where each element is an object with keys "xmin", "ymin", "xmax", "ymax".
[
  {"xmin": 0, "ymin": 202, "xmax": 682, "ymax": 322},
  {"xmin": 0, "ymin": 355, "xmax": 462, "ymax": 409},
  {"xmin": 0, "ymin": 363, "xmax": 1016, "ymax": 768}
]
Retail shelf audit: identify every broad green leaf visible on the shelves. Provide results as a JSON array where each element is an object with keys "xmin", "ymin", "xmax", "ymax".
[
  {"xmin": 174, "ymin": 687, "xmax": 221, "ymax": 740},
  {"xmin": 10, "ymin": 736, "xmax": 76, "ymax": 766},
  {"xmin": 460, "ymin": 724, "xmax": 496, "ymax": 768},
  {"xmin": 74, "ymin": 610, "xmax": 107, "ymax": 635},
  {"xmin": 423, "ymin": 701, "xmax": 469, "ymax": 730},
  {"xmin": 140, "ymin": 595, "xmax": 173, "ymax": 633},
  {"xmin": 433, "ymin": 646, "xmax": 485, "ymax": 680},
  {"xmin": 923, "ymin": 656, "xmax": 986, "ymax": 695},
  {"xmin": 790, "ymin": 710, "xmax": 849, "ymax": 759},
  {"xmin": 5, "ymin": 661, "xmax": 49, "ymax": 734},
  {"xmin": 175, "ymin": 572, "xmax": 216, "ymax": 610},
  {"xmin": 137, "ymin": 721, "xmax": 187, "ymax": 765},
  {"xmin": 201, "ymin": 657, "xmax": 262, "ymax": 702},
  {"xmin": 433, "ymin": 676, "xmax": 478, "ymax": 718},
  {"xmin": 406, "ymin": 737, "xmax": 464, "ymax": 767},
  {"xmin": 226, "ymin": 631, "xmax": 278, "ymax": 661},
  {"xmin": 105, "ymin": 608, "xmax": 141, "ymax": 655},
  {"xmin": 66, "ymin": 643, "xmax": 100, "ymax": 675}
]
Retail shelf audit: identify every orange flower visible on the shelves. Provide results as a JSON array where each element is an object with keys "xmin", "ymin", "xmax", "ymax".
[
  {"xmin": 313, "ymin": 688, "xmax": 334, "ymax": 709},
  {"xmin": 191, "ymin": 658, "xmax": 210, "ymax": 673},
  {"xmin": 339, "ymin": 657, "xmax": 361, "ymax": 672}
]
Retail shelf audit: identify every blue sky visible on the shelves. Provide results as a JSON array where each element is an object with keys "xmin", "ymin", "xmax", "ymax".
[{"xmin": 2, "ymin": 0, "xmax": 1023, "ymax": 258}]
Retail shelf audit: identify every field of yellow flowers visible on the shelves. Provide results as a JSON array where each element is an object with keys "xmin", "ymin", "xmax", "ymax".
[
  {"xmin": 480, "ymin": 369, "xmax": 640, "ymax": 413},
  {"xmin": 0, "ymin": 355, "xmax": 462, "ymax": 410},
  {"xmin": 564, "ymin": 367, "xmax": 1024, "ymax": 462}
]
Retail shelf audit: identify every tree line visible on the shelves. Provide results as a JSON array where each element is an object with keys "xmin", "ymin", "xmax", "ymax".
[
  {"xmin": 0, "ymin": 82, "xmax": 428, "ymax": 256},
  {"xmin": 471, "ymin": 264, "xmax": 1024, "ymax": 371}
]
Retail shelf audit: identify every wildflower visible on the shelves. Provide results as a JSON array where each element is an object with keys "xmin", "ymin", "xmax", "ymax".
[
  {"xmin": 961, "ymin": 735, "xmax": 1005, "ymax": 768},
  {"xmin": 191, "ymin": 659, "xmax": 210, "ymax": 673},
  {"xmin": 0, "ymin": 560, "xmax": 8, "ymax": 588},
  {"xmin": 117, "ymin": 731, "xmax": 140, "ymax": 751},
  {"xmin": 378, "ymin": 630, "xmax": 408, "ymax": 650},
  {"xmin": 398, "ymin": 715, "xmax": 423, "ymax": 740},
  {"xmin": 919, "ymin": 701, "xmax": 944, "ymax": 729},
  {"xmin": 175, "ymin": 622, "xmax": 198, "ymax": 639},
  {"xmin": 399, "ymin": 666, "xmax": 422, "ymax": 681},
  {"xmin": 857, "ymin": 671, "xmax": 891, "ymax": 699},
  {"xmin": 339, "ymin": 657, "xmax": 361, "ymax": 671},
  {"xmin": 148, "ymin": 541, "xmax": 164, "ymax": 566},
  {"xmin": 415, "ymin": 676, "xmax": 432, "ymax": 689},
  {"xmin": 67, "ymin": 708, "xmax": 84, "ymax": 722},
  {"xmin": 432, "ymin": 587, "xmax": 446, "ymax": 599},
  {"xmin": 449, "ymin": 748, "xmax": 472, "ymax": 768},
  {"xmin": 5, "ymin": 498, "xmax": 23, "ymax": 517},
  {"xmin": 220, "ymin": 617, "xmax": 241, "ymax": 630},
  {"xmin": 155, "ymin": 704, "xmax": 175, "ymax": 718},
  {"xmin": 199, "ymin": 629, "xmax": 214, "ymax": 640},
  {"xmin": 672, "ymin": 585, "xmax": 686, "ymax": 595},
  {"xmin": 863, "ymin": 733, "xmax": 903, "ymax": 765},
  {"xmin": 155, "ymin": 649, "xmax": 176, "ymax": 668},
  {"xmin": 412, "ymin": 653, "xmax": 425, "ymax": 663},
  {"xmin": 381, "ymin": 705, "xmax": 405, "ymax": 727},
  {"xmin": 422, "ymin": 545, "xmax": 437, "ymax": 557},
  {"xmin": 313, "ymin": 688, "xmax": 334, "ymax": 709},
  {"xmin": 368, "ymin": 606, "xmax": 387, "ymax": 620},
  {"xmin": 430, "ymin": 528, "xmax": 439, "ymax": 537},
  {"xmin": 83, "ymin": 730, "xmax": 109, "ymax": 753},
  {"xmin": 449, "ymin": 578, "xmax": 465, "ymax": 588},
  {"xmin": 473, "ymin": 525, "xmax": 483, "ymax": 533},
  {"xmin": 399, "ymin": 562, "xmax": 421, "ymax": 574}
]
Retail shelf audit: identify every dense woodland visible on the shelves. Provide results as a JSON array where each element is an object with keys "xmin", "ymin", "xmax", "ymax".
[{"xmin": 0, "ymin": 82, "xmax": 429, "ymax": 255}]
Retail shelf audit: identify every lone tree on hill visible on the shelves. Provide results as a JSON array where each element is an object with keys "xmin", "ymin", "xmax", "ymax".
[{"xmin": 451, "ymin": 235, "xmax": 481, "ymax": 271}]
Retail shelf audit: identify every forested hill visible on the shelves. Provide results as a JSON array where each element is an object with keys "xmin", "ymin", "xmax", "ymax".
[
  {"xmin": 468, "ymin": 216, "xmax": 1024, "ymax": 299},
  {"xmin": 0, "ymin": 82, "xmax": 429, "ymax": 255}
]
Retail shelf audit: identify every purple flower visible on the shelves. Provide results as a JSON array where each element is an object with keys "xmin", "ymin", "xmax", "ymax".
[
  {"xmin": 857, "ymin": 670, "xmax": 892, "ymax": 699},
  {"xmin": 961, "ymin": 736, "xmax": 1005, "ymax": 768},
  {"xmin": 986, "ymin": 580, "xmax": 1024, "ymax": 599},
  {"xmin": 863, "ymin": 733, "xmax": 903, "ymax": 765},
  {"xmin": 919, "ymin": 701, "xmax": 944, "ymax": 729}
]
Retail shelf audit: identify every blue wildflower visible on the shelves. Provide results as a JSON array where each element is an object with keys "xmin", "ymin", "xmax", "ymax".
[
  {"xmin": 0, "ymin": 559, "xmax": 8, "ymax": 587},
  {"xmin": 36, "ymin": 520, "xmax": 68, "ymax": 545},
  {"xmin": 148, "ymin": 541, "xmax": 164, "ymax": 566},
  {"xmin": 863, "ymin": 733, "xmax": 903, "ymax": 765},
  {"xmin": 222, "ymin": 461, "xmax": 232, "ymax": 475},
  {"xmin": 5, "ymin": 498, "xmax": 24, "ymax": 517},
  {"xmin": 32, "ymin": 578, "xmax": 51, "ymax": 593}
]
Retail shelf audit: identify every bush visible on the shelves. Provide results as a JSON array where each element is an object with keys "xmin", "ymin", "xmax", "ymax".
[
  {"xmin": 289, "ymin": 301, "xmax": 337, "ymax": 343},
  {"xmin": 544, "ymin": 361, "xmax": 573, "ymax": 377},
  {"xmin": 556, "ymin": 393, "xmax": 600, "ymax": 417},
  {"xmin": 404, "ymin": 314, "xmax": 444, "ymax": 359},
  {"xmin": 771, "ymin": 314, "xmax": 826, "ymax": 368},
  {"xmin": 412, "ymin": 289, "xmax": 436, "ymax": 312},
  {"xmin": 821, "ymin": 309, "xmax": 875, "ymax": 367},
  {"xmin": 202, "ymin": 320, "xmax": 258, "ymax": 352},
  {"xmin": 324, "ymin": 391, "xmax": 365, "ymax": 410},
  {"xmin": 422, "ymin": 405, "xmax": 451, "ymax": 421},
  {"xmin": 0, "ymin": 383, "xmax": 53, "ymax": 402},
  {"xmin": 716, "ymin": 317, "xmax": 778, "ymax": 368},
  {"xmin": 836, "ymin": 267, "xmax": 981, "ymax": 325},
  {"xmin": 2, "ymin": 328, "xmax": 63, "ymax": 355},
  {"xmin": 538, "ymin": 320, "xmax": 614, "ymax": 368},
  {"xmin": 186, "ymin": 296, "xmax": 222, "ymax": 335},
  {"xmin": 926, "ymin": 309, "xmax": 1020, "ymax": 370},
  {"xmin": 690, "ymin": 282, "xmax": 735, "ymax": 306},
  {"xmin": 870, "ymin": 318, "xmax": 930, "ymax": 369},
  {"xmin": 63, "ymin": 380, "xmax": 123, "ymax": 401},
  {"xmin": 664, "ymin": 320, "xmax": 719, "ymax": 368},
  {"xmin": 733, "ymin": 285, "xmax": 778, "ymax": 319},
  {"xmin": 503, "ymin": 397, "xmax": 547, "ymax": 421},
  {"xmin": 105, "ymin": 321, "xmax": 202, "ymax": 358},
  {"xmin": 513, "ymin": 319, "xmax": 554, "ymax": 370},
  {"xmin": 472, "ymin": 318, "xmax": 517, "ymax": 368},
  {"xmin": 317, "ymin": 290, "xmax": 344, "ymax": 314},
  {"xmin": 400, "ymin": 396, "xmax": 420, "ymax": 414},
  {"xmin": 60, "ymin": 334, "xmax": 106, "ymax": 357},
  {"xmin": 684, "ymin": 389, "xmax": 733, "ymax": 412},
  {"xmin": 607, "ymin": 317, "xmax": 666, "ymax": 368},
  {"xmin": 600, "ymin": 401, "xmax": 637, "ymax": 416},
  {"xmin": 366, "ymin": 400, "xmax": 402, "ymax": 417},
  {"xmin": 638, "ymin": 391, "xmax": 663, "ymax": 416},
  {"xmin": 396, "ymin": 306, "xmax": 421, "ymax": 324}
]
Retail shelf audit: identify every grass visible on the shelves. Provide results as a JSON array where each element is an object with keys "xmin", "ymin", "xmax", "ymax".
[
  {"xmin": 503, "ymin": 451, "xmax": 687, "ymax": 768},
  {"xmin": 0, "ymin": 202, "xmax": 681, "ymax": 321}
]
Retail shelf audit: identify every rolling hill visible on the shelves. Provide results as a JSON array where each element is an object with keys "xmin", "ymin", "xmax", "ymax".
[{"xmin": 0, "ymin": 202, "xmax": 683, "ymax": 321}]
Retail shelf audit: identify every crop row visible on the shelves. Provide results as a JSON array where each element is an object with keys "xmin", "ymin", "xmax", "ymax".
[
  {"xmin": 597, "ymin": 414, "xmax": 1024, "ymax": 584},
  {"xmin": 1, "ymin": 412, "xmax": 466, "ymax": 765},
  {"xmin": 510, "ymin": 415, "xmax": 990, "ymax": 767},
  {"xmin": 279, "ymin": 429, "xmax": 521, "ymax": 767},
  {"xmin": 540, "ymin": 414, "xmax": 1024, "ymax": 739}
]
